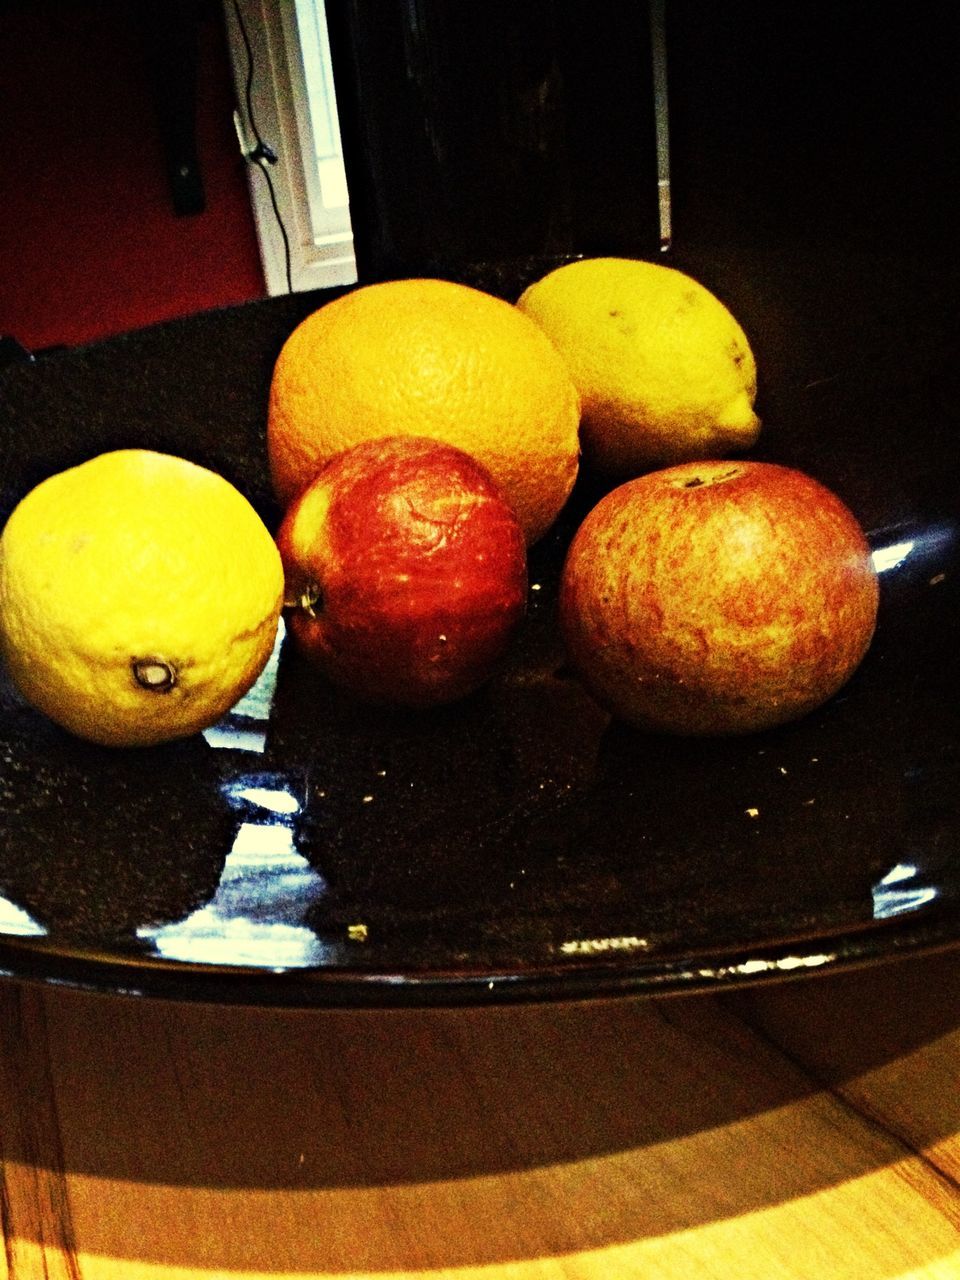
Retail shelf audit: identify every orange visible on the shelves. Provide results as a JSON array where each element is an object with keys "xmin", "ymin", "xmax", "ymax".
[{"xmin": 267, "ymin": 278, "xmax": 581, "ymax": 544}]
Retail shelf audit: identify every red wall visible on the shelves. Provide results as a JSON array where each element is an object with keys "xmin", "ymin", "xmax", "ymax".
[{"xmin": 0, "ymin": 0, "xmax": 266, "ymax": 353}]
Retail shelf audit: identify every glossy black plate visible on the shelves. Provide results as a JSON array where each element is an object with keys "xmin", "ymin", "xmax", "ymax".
[{"xmin": 0, "ymin": 241, "xmax": 958, "ymax": 1007}]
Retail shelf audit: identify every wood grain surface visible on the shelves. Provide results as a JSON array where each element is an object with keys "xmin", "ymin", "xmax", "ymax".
[{"xmin": 1, "ymin": 946, "xmax": 959, "ymax": 1278}]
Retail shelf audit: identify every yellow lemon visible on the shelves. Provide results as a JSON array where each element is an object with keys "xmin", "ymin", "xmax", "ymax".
[
  {"xmin": 516, "ymin": 257, "xmax": 760, "ymax": 476},
  {"xmin": 0, "ymin": 449, "xmax": 284, "ymax": 747},
  {"xmin": 267, "ymin": 277, "xmax": 581, "ymax": 544}
]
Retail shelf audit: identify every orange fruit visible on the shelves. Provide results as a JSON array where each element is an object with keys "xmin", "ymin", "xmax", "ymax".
[{"xmin": 267, "ymin": 278, "xmax": 581, "ymax": 544}]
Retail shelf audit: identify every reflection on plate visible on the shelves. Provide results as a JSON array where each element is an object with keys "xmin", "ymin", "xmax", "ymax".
[{"xmin": 0, "ymin": 250, "xmax": 957, "ymax": 1006}]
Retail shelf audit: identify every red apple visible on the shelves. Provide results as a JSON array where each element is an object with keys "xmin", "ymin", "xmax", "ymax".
[
  {"xmin": 276, "ymin": 436, "xmax": 528, "ymax": 707},
  {"xmin": 559, "ymin": 460, "xmax": 879, "ymax": 734}
]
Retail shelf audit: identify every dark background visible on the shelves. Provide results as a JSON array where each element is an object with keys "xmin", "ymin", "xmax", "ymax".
[
  {"xmin": 328, "ymin": 0, "xmax": 958, "ymax": 274},
  {"xmin": 4, "ymin": 2, "xmax": 957, "ymax": 348}
]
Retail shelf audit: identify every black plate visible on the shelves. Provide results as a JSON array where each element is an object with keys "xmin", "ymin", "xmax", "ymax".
[{"xmin": 0, "ymin": 245, "xmax": 958, "ymax": 1007}]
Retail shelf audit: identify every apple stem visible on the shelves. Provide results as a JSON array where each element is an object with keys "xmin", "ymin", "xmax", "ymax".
[
  {"xmin": 673, "ymin": 465, "xmax": 743, "ymax": 490},
  {"xmin": 290, "ymin": 582, "xmax": 323, "ymax": 618}
]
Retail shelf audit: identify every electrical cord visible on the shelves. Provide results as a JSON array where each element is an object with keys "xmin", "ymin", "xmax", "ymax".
[{"xmin": 231, "ymin": 0, "xmax": 294, "ymax": 293}]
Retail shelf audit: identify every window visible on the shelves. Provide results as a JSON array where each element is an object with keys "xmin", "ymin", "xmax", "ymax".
[{"xmin": 224, "ymin": 0, "xmax": 357, "ymax": 294}]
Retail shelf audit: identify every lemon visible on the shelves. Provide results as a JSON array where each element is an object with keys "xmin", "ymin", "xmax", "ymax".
[
  {"xmin": 516, "ymin": 257, "xmax": 760, "ymax": 476},
  {"xmin": 0, "ymin": 449, "xmax": 284, "ymax": 747}
]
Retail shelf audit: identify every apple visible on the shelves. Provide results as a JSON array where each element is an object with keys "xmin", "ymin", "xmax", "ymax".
[
  {"xmin": 559, "ymin": 460, "xmax": 879, "ymax": 735},
  {"xmin": 276, "ymin": 436, "xmax": 528, "ymax": 707}
]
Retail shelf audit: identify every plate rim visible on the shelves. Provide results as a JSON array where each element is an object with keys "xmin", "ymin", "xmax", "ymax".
[{"xmin": 1, "ymin": 905, "xmax": 958, "ymax": 1008}]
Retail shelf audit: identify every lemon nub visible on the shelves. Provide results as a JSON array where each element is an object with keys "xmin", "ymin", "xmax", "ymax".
[{"xmin": 132, "ymin": 658, "xmax": 178, "ymax": 691}]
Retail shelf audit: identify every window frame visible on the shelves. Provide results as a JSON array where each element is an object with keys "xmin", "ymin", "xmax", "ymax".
[{"xmin": 223, "ymin": 0, "xmax": 357, "ymax": 295}]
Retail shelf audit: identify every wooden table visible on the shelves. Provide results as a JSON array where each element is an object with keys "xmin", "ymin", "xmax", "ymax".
[{"xmin": 1, "ymin": 944, "xmax": 959, "ymax": 1278}]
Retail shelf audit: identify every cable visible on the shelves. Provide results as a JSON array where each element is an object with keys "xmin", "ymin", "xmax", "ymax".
[
  {"xmin": 231, "ymin": 0, "xmax": 294, "ymax": 293},
  {"xmin": 253, "ymin": 155, "xmax": 294, "ymax": 295}
]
